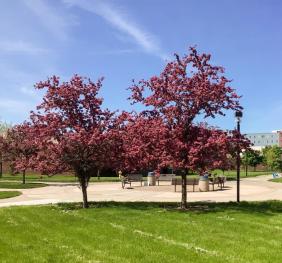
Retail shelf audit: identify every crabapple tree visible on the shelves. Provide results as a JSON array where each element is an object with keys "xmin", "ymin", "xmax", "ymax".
[
  {"xmin": 129, "ymin": 47, "xmax": 242, "ymax": 208},
  {"xmin": 29, "ymin": 75, "xmax": 116, "ymax": 208}
]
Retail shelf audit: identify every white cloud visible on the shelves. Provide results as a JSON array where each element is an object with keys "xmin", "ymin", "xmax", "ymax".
[
  {"xmin": 0, "ymin": 40, "xmax": 48, "ymax": 54},
  {"xmin": 63, "ymin": 0, "xmax": 169, "ymax": 60},
  {"xmin": 23, "ymin": 0, "xmax": 78, "ymax": 40}
]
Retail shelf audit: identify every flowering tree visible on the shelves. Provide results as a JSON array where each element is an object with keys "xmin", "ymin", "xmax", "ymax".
[
  {"xmin": 129, "ymin": 47, "xmax": 242, "ymax": 208},
  {"xmin": 186, "ymin": 125, "xmax": 229, "ymax": 174},
  {"xmin": 187, "ymin": 126, "xmax": 251, "ymax": 174},
  {"xmin": 0, "ymin": 123, "xmax": 36, "ymax": 183},
  {"xmin": 111, "ymin": 112, "xmax": 169, "ymax": 173},
  {"xmin": 28, "ymin": 75, "xmax": 115, "ymax": 208}
]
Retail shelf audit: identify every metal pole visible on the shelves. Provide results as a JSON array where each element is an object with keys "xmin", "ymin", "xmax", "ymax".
[
  {"xmin": 0, "ymin": 154, "xmax": 2, "ymax": 178},
  {"xmin": 236, "ymin": 120, "xmax": 240, "ymax": 203}
]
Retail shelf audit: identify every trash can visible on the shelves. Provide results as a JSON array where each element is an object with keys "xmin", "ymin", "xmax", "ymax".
[
  {"xmin": 147, "ymin": 172, "xmax": 156, "ymax": 186},
  {"xmin": 198, "ymin": 175, "xmax": 209, "ymax": 192}
]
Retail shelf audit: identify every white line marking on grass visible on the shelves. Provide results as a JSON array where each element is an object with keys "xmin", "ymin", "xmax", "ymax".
[
  {"xmin": 109, "ymin": 222, "xmax": 244, "ymax": 262},
  {"xmin": 110, "ymin": 222, "xmax": 126, "ymax": 231},
  {"xmin": 109, "ymin": 222, "xmax": 216, "ymax": 255},
  {"xmin": 133, "ymin": 229, "xmax": 217, "ymax": 255},
  {"xmin": 217, "ymin": 215, "xmax": 235, "ymax": 221}
]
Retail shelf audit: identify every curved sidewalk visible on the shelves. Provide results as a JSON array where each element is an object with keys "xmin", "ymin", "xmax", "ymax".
[{"xmin": 0, "ymin": 175, "xmax": 281, "ymax": 207}]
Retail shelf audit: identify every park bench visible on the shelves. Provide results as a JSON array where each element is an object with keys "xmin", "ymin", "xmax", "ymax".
[
  {"xmin": 121, "ymin": 174, "xmax": 143, "ymax": 189},
  {"xmin": 156, "ymin": 174, "xmax": 176, "ymax": 185},
  {"xmin": 209, "ymin": 176, "xmax": 226, "ymax": 191},
  {"xmin": 172, "ymin": 177, "xmax": 199, "ymax": 192}
]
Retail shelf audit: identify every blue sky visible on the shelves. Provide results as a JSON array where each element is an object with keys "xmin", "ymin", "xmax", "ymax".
[{"xmin": 0, "ymin": 0, "xmax": 281, "ymax": 133}]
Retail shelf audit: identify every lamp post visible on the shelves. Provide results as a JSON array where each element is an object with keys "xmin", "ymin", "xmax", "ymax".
[{"xmin": 235, "ymin": 110, "xmax": 243, "ymax": 202}]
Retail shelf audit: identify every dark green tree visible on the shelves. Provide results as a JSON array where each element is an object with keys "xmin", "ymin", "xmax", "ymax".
[
  {"xmin": 262, "ymin": 146, "xmax": 282, "ymax": 171},
  {"xmin": 242, "ymin": 150, "xmax": 263, "ymax": 176}
]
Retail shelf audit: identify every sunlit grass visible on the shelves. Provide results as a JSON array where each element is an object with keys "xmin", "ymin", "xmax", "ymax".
[
  {"xmin": 0, "ymin": 173, "xmax": 120, "ymax": 183},
  {"xmin": 0, "ymin": 182, "xmax": 47, "ymax": 189},
  {"xmin": 0, "ymin": 170, "xmax": 272, "ymax": 184},
  {"xmin": 0, "ymin": 201, "xmax": 281, "ymax": 262},
  {"xmin": 0, "ymin": 191, "xmax": 21, "ymax": 199},
  {"xmin": 271, "ymin": 177, "xmax": 282, "ymax": 183}
]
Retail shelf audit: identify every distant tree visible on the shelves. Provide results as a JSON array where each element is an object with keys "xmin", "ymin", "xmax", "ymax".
[
  {"xmin": 216, "ymin": 155, "xmax": 235, "ymax": 175},
  {"xmin": 0, "ymin": 121, "xmax": 11, "ymax": 135},
  {"xmin": 241, "ymin": 150, "xmax": 263, "ymax": 175},
  {"xmin": 262, "ymin": 146, "xmax": 282, "ymax": 171},
  {"xmin": 212, "ymin": 130, "xmax": 250, "ymax": 175},
  {"xmin": 0, "ymin": 121, "xmax": 12, "ymax": 177},
  {"xmin": 28, "ymin": 75, "xmax": 116, "ymax": 208},
  {"xmin": 0, "ymin": 123, "xmax": 37, "ymax": 184},
  {"xmin": 129, "ymin": 47, "xmax": 242, "ymax": 208},
  {"xmin": 0, "ymin": 137, "xmax": 4, "ymax": 178}
]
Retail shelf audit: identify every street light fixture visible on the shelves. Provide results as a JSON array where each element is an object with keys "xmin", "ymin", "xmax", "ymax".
[{"xmin": 235, "ymin": 110, "xmax": 243, "ymax": 202}]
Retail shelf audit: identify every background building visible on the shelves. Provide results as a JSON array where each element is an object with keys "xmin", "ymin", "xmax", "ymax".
[{"xmin": 245, "ymin": 131, "xmax": 282, "ymax": 151}]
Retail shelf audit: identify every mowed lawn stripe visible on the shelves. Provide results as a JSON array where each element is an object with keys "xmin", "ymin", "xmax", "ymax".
[{"xmin": 0, "ymin": 202, "xmax": 281, "ymax": 262}]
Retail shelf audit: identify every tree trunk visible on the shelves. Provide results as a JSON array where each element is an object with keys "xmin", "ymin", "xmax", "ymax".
[
  {"xmin": 79, "ymin": 175, "xmax": 89, "ymax": 208},
  {"xmin": 181, "ymin": 173, "xmax": 187, "ymax": 209},
  {"xmin": 10, "ymin": 164, "xmax": 15, "ymax": 175},
  {"xmin": 81, "ymin": 183, "xmax": 88, "ymax": 208},
  {"xmin": 0, "ymin": 159, "xmax": 2, "ymax": 178},
  {"xmin": 97, "ymin": 169, "xmax": 100, "ymax": 181},
  {"xmin": 22, "ymin": 170, "xmax": 26, "ymax": 184},
  {"xmin": 245, "ymin": 165, "xmax": 248, "ymax": 177}
]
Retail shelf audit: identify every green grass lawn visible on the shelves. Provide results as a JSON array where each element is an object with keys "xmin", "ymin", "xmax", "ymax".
[
  {"xmin": 0, "ymin": 182, "xmax": 47, "ymax": 189},
  {"xmin": 0, "ymin": 170, "xmax": 272, "ymax": 184},
  {"xmin": 271, "ymin": 177, "xmax": 282, "ymax": 183},
  {"xmin": 0, "ymin": 191, "xmax": 21, "ymax": 199},
  {"xmin": 0, "ymin": 201, "xmax": 281, "ymax": 262},
  {"xmin": 212, "ymin": 170, "xmax": 273, "ymax": 180},
  {"xmin": 0, "ymin": 173, "xmax": 120, "ymax": 183}
]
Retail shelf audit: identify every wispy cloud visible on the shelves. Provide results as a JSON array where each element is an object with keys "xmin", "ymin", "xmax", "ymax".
[
  {"xmin": 0, "ymin": 40, "xmax": 48, "ymax": 54},
  {"xmin": 23, "ymin": 0, "xmax": 78, "ymax": 41},
  {"xmin": 63, "ymin": 0, "xmax": 169, "ymax": 60}
]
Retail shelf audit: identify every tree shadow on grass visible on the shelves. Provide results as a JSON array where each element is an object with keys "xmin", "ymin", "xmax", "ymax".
[{"xmin": 57, "ymin": 200, "xmax": 282, "ymax": 216}]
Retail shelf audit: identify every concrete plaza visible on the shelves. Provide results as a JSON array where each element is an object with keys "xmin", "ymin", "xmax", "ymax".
[{"xmin": 0, "ymin": 175, "xmax": 281, "ymax": 207}]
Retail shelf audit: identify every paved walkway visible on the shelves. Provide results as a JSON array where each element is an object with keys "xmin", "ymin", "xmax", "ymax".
[{"xmin": 0, "ymin": 175, "xmax": 281, "ymax": 207}]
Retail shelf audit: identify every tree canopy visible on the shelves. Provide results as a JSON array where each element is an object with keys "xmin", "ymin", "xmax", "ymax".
[{"xmin": 129, "ymin": 47, "xmax": 248, "ymax": 208}]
